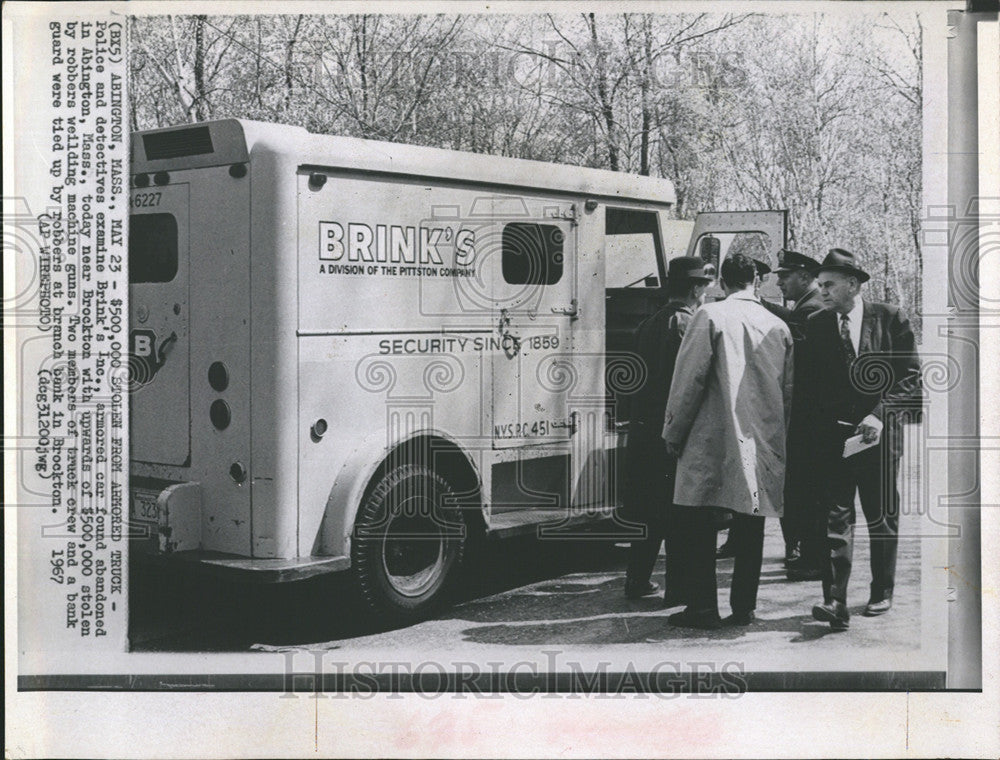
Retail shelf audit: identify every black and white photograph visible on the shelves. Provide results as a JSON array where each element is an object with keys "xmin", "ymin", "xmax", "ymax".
[{"xmin": 4, "ymin": 1, "xmax": 998, "ymax": 757}]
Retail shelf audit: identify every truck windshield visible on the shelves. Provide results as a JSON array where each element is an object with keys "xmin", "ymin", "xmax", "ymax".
[{"xmin": 129, "ymin": 213, "xmax": 178, "ymax": 284}]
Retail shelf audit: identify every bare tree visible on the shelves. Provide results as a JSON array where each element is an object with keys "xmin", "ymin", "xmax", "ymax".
[
  {"xmin": 127, "ymin": 11, "xmax": 923, "ymax": 331},
  {"xmin": 130, "ymin": 15, "xmax": 240, "ymax": 124},
  {"xmin": 505, "ymin": 13, "xmax": 751, "ymax": 174},
  {"xmin": 298, "ymin": 15, "xmax": 465, "ymax": 142}
]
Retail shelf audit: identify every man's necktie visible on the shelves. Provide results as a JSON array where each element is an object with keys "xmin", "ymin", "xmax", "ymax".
[{"xmin": 840, "ymin": 313, "xmax": 857, "ymax": 362}]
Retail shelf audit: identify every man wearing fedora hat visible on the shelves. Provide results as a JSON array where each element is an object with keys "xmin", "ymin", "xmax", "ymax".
[
  {"xmin": 621, "ymin": 256, "xmax": 712, "ymax": 601},
  {"xmin": 761, "ymin": 250, "xmax": 826, "ymax": 576},
  {"xmin": 801, "ymin": 248, "xmax": 923, "ymax": 630}
]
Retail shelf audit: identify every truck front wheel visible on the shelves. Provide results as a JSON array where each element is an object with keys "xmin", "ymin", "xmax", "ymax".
[{"xmin": 351, "ymin": 464, "xmax": 465, "ymax": 625}]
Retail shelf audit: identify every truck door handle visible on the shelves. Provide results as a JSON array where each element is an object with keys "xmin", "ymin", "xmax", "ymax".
[
  {"xmin": 551, "ymin": 299, "xmax": 579, "ymax": 319},
  {"xmin": 156, "ymin": 331, "xmax": 178, "ymax": 368},
  {"xmin": 551, "ymin": 411, "xmax": 579, "ymax": 434}
]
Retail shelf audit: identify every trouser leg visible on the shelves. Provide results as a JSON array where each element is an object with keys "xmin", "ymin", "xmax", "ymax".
[
  {"xmin": 822, "ymin": 468, "xmax": 858, "ymax": 604},
  {"xmin": 855, "ymin": 448, "xmax": 900, "ymax": 602},
  {"xmin": 730, "ymin": 514, "xmax": 765, "ymax": 614},
  {"xmin": 788, "ymin": 437, "xmax": 824, "ymax": 569},
  {"xmin": 621, "ymin": 433, "xmax": 668, "ymax": 586},
  {"xmin": 797, "ymin": 494, "xmax": 827, "ymax": 570},
  {"xmin": 625, "ymin": 520, "xmax": 662, "ymax": 586},
  {"xmin": 779, "ymin": 479, "xmax": 798, "ymax": 553},
  {"xmin": 663, "ymin": 503, "xmax": 684, "ymax": 599},
  {"xmin": 786, "ymin": 461, "xmax": 818, "ymax": 564},
  {"xmin": 675, "ymin": 505, "xmax": 718, "ymax": 614},
  {"xmin": 779, "ymin": 514, "xmax": 796, "ymax": 552}
]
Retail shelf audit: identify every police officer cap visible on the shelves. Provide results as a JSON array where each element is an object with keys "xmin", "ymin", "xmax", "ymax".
[{"xmin": 775, "ymin": 249, "xmax": 821, "ymax": 275}]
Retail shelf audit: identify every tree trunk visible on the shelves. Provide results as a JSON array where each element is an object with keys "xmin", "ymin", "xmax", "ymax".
[
  {"xmin": 284, "ymin": 15, "xmax": 304, "ymax": 112},
  {"xmin": 639, "ymin": 17, "xmax": 653, "ymax": 176},
  {"xmin": 588, "ymin": 14, "xmax": 619, "ymax": 171},
  {"xmin": 193, "ymin": 15, "xmax": 207, "ymax": 121}
]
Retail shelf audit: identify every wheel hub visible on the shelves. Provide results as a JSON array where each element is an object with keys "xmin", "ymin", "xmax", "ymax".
[{"xmin": 381, "ymin": 496, "xmax": 447, "ymax": 597}]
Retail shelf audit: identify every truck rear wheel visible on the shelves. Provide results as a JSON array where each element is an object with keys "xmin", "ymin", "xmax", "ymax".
[{"xmin": 351, "ymin": 464, "xmax": 465, "ymax": 624}]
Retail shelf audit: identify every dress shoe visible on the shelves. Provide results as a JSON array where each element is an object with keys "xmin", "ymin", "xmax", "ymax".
[
  {"xmin": 722, "ymin": 610, "xmax": 756, "ymax": 626},
  {"xmin": 783, "ymin": 543, "xmax": 801, "ymax": 566},
  {"xmin": 668, "ymin": 608, "xmax": 722, "ymax": 630},
  {"xmin": 786, "ymin": 565, "xmax": 822, "ymax": 582},
  {"xmin": 716, "ymin": 540, "xmax": 736, "ymax": 559},
  {"xmin": 624, "ymin": 579, "xmax": 660, "ymax": 599},
  {"xmin": 811, "ymin": 600, "xmax": 850, "ymax": 630},
  {"xmin": 864, "ymin": 597, "xmax": 893, "ymax": 616}
]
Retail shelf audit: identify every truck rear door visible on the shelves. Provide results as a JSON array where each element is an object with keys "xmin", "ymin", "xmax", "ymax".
[{"xmin": 129, "ymin": 184, "xmax": 191, "ymax": 466}]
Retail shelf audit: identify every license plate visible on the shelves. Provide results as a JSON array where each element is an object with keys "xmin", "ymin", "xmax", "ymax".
[{"xmin": 130, "ymin": 489, "xmax": 160, "ymax": 524}]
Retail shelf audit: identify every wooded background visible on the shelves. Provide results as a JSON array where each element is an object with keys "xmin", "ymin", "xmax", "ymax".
[{"xmin": 129, "ymin": 12, "xmax": 924, "ymax": 334}]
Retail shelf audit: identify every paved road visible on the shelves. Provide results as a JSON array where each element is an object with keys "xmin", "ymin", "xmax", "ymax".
[{"xmin": 131, "ymin": 490, "xmax": 937, "ymax": 674}]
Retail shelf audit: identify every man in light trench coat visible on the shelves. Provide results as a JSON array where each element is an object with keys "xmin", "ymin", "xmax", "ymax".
[{"xmin": 662, "ymin": 253, "xmax": 795, "ymax": 629}]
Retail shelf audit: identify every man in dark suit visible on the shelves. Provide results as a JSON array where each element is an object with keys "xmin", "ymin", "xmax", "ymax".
[
  {"xmin": 802, "ymin": 249, "xmax": 922, "ymax": 630},
  {"xmin": 622, "ymin": 257, "xmax": 711, "ymax": 600},
  {"xmin": 761, "ymin": 250, "xmax": 826, "ymax": 575}
]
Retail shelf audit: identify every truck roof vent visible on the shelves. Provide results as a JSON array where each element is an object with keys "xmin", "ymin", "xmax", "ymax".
[{"xmin": 143, "ymin": 126, "xmax": 214, "ymax": 160}]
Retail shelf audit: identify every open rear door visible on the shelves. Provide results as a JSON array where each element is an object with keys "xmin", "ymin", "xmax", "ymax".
[{"xmin": 684, "ymin": 210, "xmax": 787, "ymax": 303}]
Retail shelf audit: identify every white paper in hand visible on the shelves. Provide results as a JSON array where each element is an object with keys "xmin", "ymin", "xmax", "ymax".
[{"xmin": 843, "ymin": 432, "xmax": 879, "ymax": 458}]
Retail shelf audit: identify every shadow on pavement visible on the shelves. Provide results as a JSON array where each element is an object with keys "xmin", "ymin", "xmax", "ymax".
[
  {"xmin": 458, "ymin": 610, "xmax": 827, "ymax": 646},
  {"xmin": 129, "ymin": 522, "xmax": 915, "ymax": 652},
  {"xmin": 128, "ymin": 535, "xmax": 629, "ymax": 651}
]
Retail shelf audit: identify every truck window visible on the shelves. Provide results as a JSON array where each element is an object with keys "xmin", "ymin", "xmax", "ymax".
[
  {"xmin": 502, "ymin": 222, "xmax": 563, "ymax": 285},
  {"xmin": 691, "ymin": 230, "xmax": 772, "ymax": 271},
  {"xmin": 690, "ymin": 230, "xmax": 779, "ymax": 303},
  {"xmin": 605, "ymin": 208, "xmax": 661, "ymax": 288},
  {"xmin": 129, "ymin": 213, "xmax": 178, "ymax": 284}
]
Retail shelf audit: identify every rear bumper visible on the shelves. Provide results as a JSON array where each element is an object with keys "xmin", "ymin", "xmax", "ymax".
[
  {"xmin": 131, "ymin": 478, "xmax": 350, "ymax": 583},
  {"xmin": 131, "ymin": 549, "xmax": 350, "ymax": 584},
  {"xmin": 131, "ymin": 479, "xmax": 203, "ymax": 553}
]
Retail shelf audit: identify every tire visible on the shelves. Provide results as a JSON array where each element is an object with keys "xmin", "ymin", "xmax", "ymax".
[{"xmin": 351, "ymin": 464, "xmax": 465, "ymax": 624}]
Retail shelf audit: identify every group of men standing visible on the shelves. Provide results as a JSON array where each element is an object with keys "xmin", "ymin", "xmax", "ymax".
[{"xmin": 621, "ymin": 248, "xmax": 922, "ymax": 631}]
